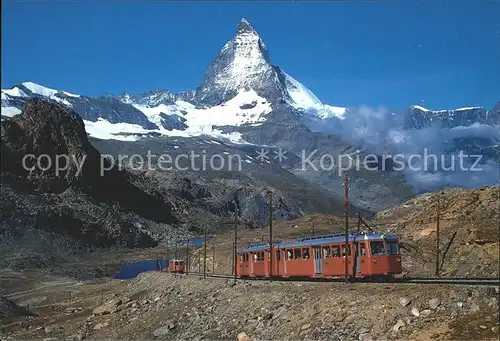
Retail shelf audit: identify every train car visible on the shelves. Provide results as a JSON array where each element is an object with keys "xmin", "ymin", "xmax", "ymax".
[
  {"xmin": 167, "ymin": 259, "xmax": 185, "ymax": 273},
  {"xmin": 236, "ymin": 233, "xmax": 402, "ymax": 280}
]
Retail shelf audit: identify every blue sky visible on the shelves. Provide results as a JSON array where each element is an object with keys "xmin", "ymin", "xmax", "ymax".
[{"xmin": 2, "ymin": 1, "xmax": 499, "ymax": 110}]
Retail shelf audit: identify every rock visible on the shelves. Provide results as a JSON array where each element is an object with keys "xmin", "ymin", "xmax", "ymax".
[
  {"xmin": 301, "ymin": 323, "xmax": 311, "ymax": 330},
  {"xmin": 263, "ymin": 312, "xmax": 273, "ymax": 320},
  {"xmin": 93, "ymin": 322, "xmax": 108, "ymax": 330},
  {"xmin": 153, "ymin": 326, "xmax": 170, "ymax": 338},
  {"xmin": 411, "ymin": 307, "xmax": 420, "ymax": 317},
  {"xmin": 237, "ymin": 332, "xmax": 251, "ymax": 341},
  {"xmin": 428, "ymin": 298, "xmax": 440, "ymax": 310},
  {"xmin": 479, "ymin": 325, "xmax": 488, "ymax": 329},
  {"xmin": 470, "ymin": 303, "xmax": 480, "ymax": 313},
  {"xmin": 420, "ymin": 309, "xmax": 432, "ymax": 317},
  {"xmin": 358, "ymin": 327, "xmax": 372, "ymax": 341},
  {"xmin": 359, "ymin": 334, "xmax": 373, "ymax": 341},
  {"xmin": 93, "ymin": 298, "xmax": 123, "ymax": 315},
  {"xmin": 359, "ymin": 327, "xmax": 371, "ymax": 334},
  {"xmin": 153, "ymin": 321, "xmax": 176, "ymax": 337},
  {"xmin": 393, "ymin": 319, "xmax": 405, "ymax": 332},
  {"xmin": 457, "ymin": 302, "xmax": 463, "ymax": 308},
  {"xmin": 399, "ymin": 297, "xmax": 411, "ymax": 307},
  {"xmin": 44, "ymin": 326, "xmax": 55, "ymax": 334},
  {"xmin": 75, "ymin": 330, "xmax": 86, "ymax": 340}
]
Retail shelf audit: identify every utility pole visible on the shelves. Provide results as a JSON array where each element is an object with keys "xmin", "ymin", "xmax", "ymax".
[
  {"xmin": 231, "ymin": 242, "xmax": 235, "ymax": 278},
  {"xmin": 312, "ymin": 222, "xmax": 316, "ymax": 236},
  {"xmin": 268, "ymin": 190, "xmax": 274, "ymax": 278},
  {"xmin": 185, "ymin": 235, "xmax": 189, "ymax": 275},
  {"xmin": 203, "ymin": 225, "xmax": 207, "ymax": 279},
  {"xmin": 357, "ymin": 213, "xmax": 361, "ymax": 234},
  {"xmin": 234, "ymin": 203, "xmax": 238, "ymax": 283},
  {"xmin": 344, "ymin": 173, "xmax": 349, "ymax": 283},
  {"xmin": 436, "ymin": 198, "xmax": 440, "ymax": 277},
  {"xmin": 174, "ymin": 234, "xmax": 178, "ymax": 277},
  {"xmin": 212, "ymin": 247, "xmax": 215, "ymax": 273}
]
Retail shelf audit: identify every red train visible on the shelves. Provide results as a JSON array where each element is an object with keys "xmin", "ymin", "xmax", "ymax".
[
  {"xmin": 236, "ymin": 233, "xmax": 402, "ymax": 279},
  {"xmin": 167, "ymin": 259, "xmax": 185, "ymax": 273}
]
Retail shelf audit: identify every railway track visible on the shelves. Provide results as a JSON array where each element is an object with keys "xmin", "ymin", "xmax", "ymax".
[{"xmin": 177, "ymin": 271, "xmax": 500, "ymax": 286}]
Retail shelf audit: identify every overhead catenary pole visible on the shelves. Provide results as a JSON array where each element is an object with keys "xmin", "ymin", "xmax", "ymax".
[
  {"xmin": 212, "ymin": 246, "xmax": 215, "ymax": 273},
  {"xmin": 185, "ymin": 234, "xmax": 189, "ymax": 275},
  {"xmin": 174, "ymin": 234, "xmax": 178, "ymax": 277},
  {"xmin": 268, "ymin": 190, "xmax": 274, "ymax": 278},
  {"xmin": 203, "ymin": 225, "xmax": 207, "ymax": 279},
  {"xmin": 357, "ymin": 213, "xmax": 361, "ymax": 234},
  {"xmin": 234, "ymin": 203, "xmax": 238, "ymax": 283},
  {"xmin": 436, "ymin": 198, "xmax": 440, "ymax": 277},
  {"xmin": 231, "ymin": 242, "xmax": 235, "ymax": 278},
  {"xmin": 344, "ymin": 173, "xmax": 349, "ymax": 283},
  {"xmin": 312, "ymin": 222, "xmax": 316, "ymax": 236}
]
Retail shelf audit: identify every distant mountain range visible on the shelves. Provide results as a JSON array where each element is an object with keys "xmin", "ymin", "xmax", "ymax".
[{"xmin": 2, "ymin": 18, "xmax": 499, "ymax": 211}]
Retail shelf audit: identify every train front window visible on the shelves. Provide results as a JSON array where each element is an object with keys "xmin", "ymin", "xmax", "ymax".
[
  {"xmin": 388, "ymin": 241, "xmax": 399, "ymax": 255},
  {"xmin": 370, "ymin": 241, "xmax": 386, "ymax": 256}
]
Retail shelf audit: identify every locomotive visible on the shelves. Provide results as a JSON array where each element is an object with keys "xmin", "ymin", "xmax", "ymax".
[
  {"xmin": 236, "ymin": 232, "xmax": 402, "ymax": 279},
  {"xmin": 167, "ymin": 259, "xmax": 185, "ymax": 273}
]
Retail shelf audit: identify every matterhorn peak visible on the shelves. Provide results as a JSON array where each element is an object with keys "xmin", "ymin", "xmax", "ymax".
[
  {"xmin": 237, "ymin": 18, "xmax": 257, "ymax": 35},
  {"xmin": 195, "ymin": 19, "xmax": 289, "ymax": 106}
]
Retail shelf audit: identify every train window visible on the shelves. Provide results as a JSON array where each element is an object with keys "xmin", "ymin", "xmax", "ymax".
[
  {"xmin": 239, "ymin": 254, "xmax": 244, "ymax": 262},
  {"xmin": 359, "ymin": 243, "xmax": 366, "ymax": 256},
  {"xmin": 342, "ymin": 245, "xmax": 351, "ymax": 257},
  {"xmin": 322, "ymin": 246, "xmax": 331, "ymax": 258},
  {"xmin": 331, "ymin": 246, "xmax": 341, "ymax": 258},
  {"xmin": 302, "ymin": 248, "xmax": 310, "ymax": 259},
  {"xmin": 388, "ymin": 241, "xmax": 399, "ymax": 255},
  {"xmin": 258, "ymin": 252, "xmax": 265, "ymax": 261},
  {"xmin": 370, "ymin": 241, "xmax": 386, "ymax": 256},
  {"xmin": 286, "ymin": 250, "xmax": 292, "ymax": 260},
  {"xmin": 294, "ymin": 248, "xmax": 302, "ymax": 259}
]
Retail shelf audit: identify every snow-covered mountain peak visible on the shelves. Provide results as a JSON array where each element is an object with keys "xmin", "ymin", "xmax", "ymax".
[
  {"xmin": 21, "ymin": 81, "xmax": 80, "ymax": 98},
  {"xmin": 237, "ymin": 18, "xmax": 257, "ymax": 34},
  {"xmin": 195, "ymin": 19, "xmax": 288, "ymax": 106}
]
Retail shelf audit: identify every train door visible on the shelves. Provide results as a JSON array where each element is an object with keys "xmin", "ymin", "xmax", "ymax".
[
  {"xmin": 355, "ymin": 244, "xmax": 361, "ymax": 275},
  {"xmin": 283, "ymin": 249, "xmax": 290, "ymax": 276},
  {"xmin": 313, "ymin": 246, "xmax": 323, "ymax": 274},
  {"xmin": 249, "ymin": 252, "xmax": 254, "ymax": 276},
  {"xmin": 274, "ymin": 249, "xmax": 281, "ymax": 276},
  {"xmin": 357, "ymin": 241, "xmax": 368, "ymax": 276}
]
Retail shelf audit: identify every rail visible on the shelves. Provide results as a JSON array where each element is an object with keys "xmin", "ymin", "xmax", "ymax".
[{"xmin": 176, "ymin": 272, "xmax": 500, "ymax": 286}]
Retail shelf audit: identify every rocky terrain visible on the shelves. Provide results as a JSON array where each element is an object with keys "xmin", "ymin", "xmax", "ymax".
[
  {"xmin": 375, "ymin": 186, "xmax": 499, "ymax": 278},
  {"xmin": 1, "ymin": 270, "xmax": 498, "ymax": 341},
  {"xmin": 0, "ymin": 181, "xmax": 498, "ymax": 340}
]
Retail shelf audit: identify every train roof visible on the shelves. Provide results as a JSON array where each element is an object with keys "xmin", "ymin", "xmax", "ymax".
[{"xmin": 236, "ymin": 233, "xmax": 399, "ymax": 252}]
